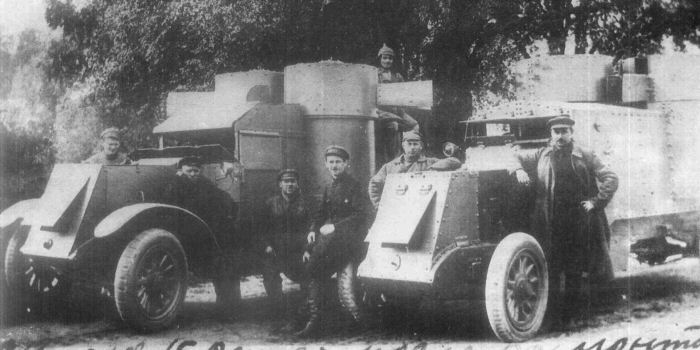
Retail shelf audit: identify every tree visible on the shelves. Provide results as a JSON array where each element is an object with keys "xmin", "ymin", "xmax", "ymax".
[{"xmin": 0, "ymin": 29, "xmax": 57, "ymax": 208}]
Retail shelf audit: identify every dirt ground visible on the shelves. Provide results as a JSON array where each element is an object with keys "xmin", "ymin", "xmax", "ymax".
[{"xmin": 1, "ymin": 258, "xmax": 699, "ymax": 350}]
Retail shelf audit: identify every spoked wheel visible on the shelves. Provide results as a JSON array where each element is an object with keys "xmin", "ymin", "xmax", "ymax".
[
  {"xmin": 5, "ymin": 229, "xmax": 70, "ymax": 316},
  {"xmin": 485, "ymin": 232, "xmax": 548, "ymax": 342},
  {"xmin": 114, "ymin": 229, "xmax": 187, "ymax": 332}
]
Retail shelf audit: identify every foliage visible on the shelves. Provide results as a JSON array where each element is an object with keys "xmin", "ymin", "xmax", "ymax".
[
  {"xmin": 0, "ymin": 30, "xmax": 57, "ymax": 208},
  {"xmin": 0, "ymin": 0, "xmax": 697, "ymax": 207}
]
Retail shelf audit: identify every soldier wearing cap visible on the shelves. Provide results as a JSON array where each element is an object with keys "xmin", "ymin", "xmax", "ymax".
[
  {"xmin": 375, "ymin": 43, "xmax": 419, "ymax": 165},
  {"xmin": 368, "ymin": 130, "xmax": 438, "ymax": 209},
  {"xmin": 297, "ymin": 145, "xmax": 371, "ymax": 337},
  {"xmin": 260, "ymin": 169, "xmax": 311, "ymax": 316},
  {"xmin": 513, "ymin": 115, "xmax": 618, "ymax": 326},
  {"xmin": 168, "ymin": 156, "xmax": 240, "ymax": 312},
  {"xmin": 83, "ymin": 127, "xmax": 131, "ymax": 165}
]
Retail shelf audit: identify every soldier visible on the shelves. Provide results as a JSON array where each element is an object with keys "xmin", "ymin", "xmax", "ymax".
[
  {"xmin": 375, "ymin": 44, "xmax": 419, "ymax": 165},
  {"xmin": 260, "ymin": 169, "xmax": 310, "ymax": 315},
  {"xmin": 297, "ymin": 145, "xmax": 371, "ymax": 337},
  {"xmin": 513, "ymin": 115, "xmax": 618, "ymax": 326},
  {"xmin": 83, "ymin": 127, "xmax": 131, "ymax": 165},
  {"xmin": 168, "ymin": 156, "xmax": 240, "ymax": 313},
  {"xmin": 368, "ymin": 130, "xmax": 438, "ymax": 209}
]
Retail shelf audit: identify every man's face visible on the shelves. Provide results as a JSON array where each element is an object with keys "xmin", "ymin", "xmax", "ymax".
[
  {"xmin": 103, "ymin": 138, "xmax": 120, "ymax": 157},
  {"xmin": 551, "ymin": 126, "xmax": 573, "ymax": 146},
  {"xmin": 325, "ymin": 155, "xmax": 348, "ymax": 178},
  {"xmin": 279, "ymin": 177, "xmax": 299, "ymax": 196},
  {"xmin": 402, "ymin": 140, "xmax": 423, "ymax": 158},
  {"xmin": 181, "ymin": 164, "xmax": 202, "ymax": 181},
  {"xmin": 380, "ymin": 54, "xmax": 394, "ymax": 69}
]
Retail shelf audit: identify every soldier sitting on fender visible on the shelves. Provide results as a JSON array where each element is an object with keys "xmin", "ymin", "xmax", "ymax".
[
  {"xmin": 168, "ymin": 156, "xmax": 240, "ymax": 315},
  {"xmin": 368, "ymin": 130, "xmax": 438, "ymax": 209},
  {"xmin": 260, "ymin": 169, "xmax": 310, "ymax": 318},
  {"xmin": 83, "ymin": 127, "xmax": 131, "ymax": 165},
  {"xmin": 296, "ymin": 145, "xmax": 371, "ymax": 337}
]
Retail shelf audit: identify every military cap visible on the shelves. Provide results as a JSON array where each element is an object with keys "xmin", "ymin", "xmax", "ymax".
[
  {"xmin": 377, "ymin": 43, "xmax": 395, "ymax": 57},
  {"xmin": 100, "ymin": 127, "xmax": 121, "ymax": 140},
  {"xmin": 324, "ymin": 145, "xmax": 350, "ymax": 160},
  {"xmin": 277, "ymin": 168, "xmax": 299, "ymax": 182},
  {"xmin": 177, "ymin": 156, "xmax": 203, "ymax": 168},
  {"xmin": 547, "ymin": 115, "xmax": 575, "ymax": 129},
  {"xmin": 402, "ymin": 130, "xmax": 423, "ymax": 142}
]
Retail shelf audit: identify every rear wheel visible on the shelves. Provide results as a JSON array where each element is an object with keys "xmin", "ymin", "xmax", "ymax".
[
  {"xmin": 485, "ymin": 232, "xmax": 548, "ymax": 342},
  {"xmin": 114, "ymin": 229, "xmax": 187, "ymax": 332}
]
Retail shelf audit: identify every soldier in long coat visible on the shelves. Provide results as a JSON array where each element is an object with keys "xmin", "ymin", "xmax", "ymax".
[
  {"xmin": 167, "ymin": 156, "xmax": 240, "ymax": 313},
  {"xmin": 513, "ymin": 115, "xmax": 618, "ymax": 324},
  {"xmin": 297, "ymin": 145, "xmax": 371, "ymax": 337}
]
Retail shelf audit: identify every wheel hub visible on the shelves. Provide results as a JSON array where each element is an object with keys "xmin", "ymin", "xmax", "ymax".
[
  {"xmin": 506, "ymin": 253, "xmax": 541, "ymax": 328},
  {"xmin": 136, "ymin": 250, "xmax": 181, "ymax": 318}
]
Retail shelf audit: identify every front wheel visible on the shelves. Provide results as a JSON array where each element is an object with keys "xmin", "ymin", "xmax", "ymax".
[
  {"xmin": 114, "ymin": 229, "xmax": 188, "ymax": 332},
  {"xmin": 485, "ymin": 232, "xmax": 548, "ymax": 342}
]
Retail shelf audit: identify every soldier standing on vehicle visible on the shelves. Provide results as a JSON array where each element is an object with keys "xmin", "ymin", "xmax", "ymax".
[
  {"xmin": 375, "ymin": 44, "xmax": 419, "ymax": 165},
  {"xmin": 260, "ymin": 169, "xmax": 310, "ymax": 316},
  {"xmin": 368, "ymin": 130, "xmax": 438, "ymax": 209},
  {"xmin": 513, "ymin": 115, "xmax": 618, "ymax": 326},
  {"xmin": 83, "ymin": 127, "xmax": 131, "ymax": 165},
  {"xmin": 296, "ymin": 145, "xmax": 371, "ymax": 337},
  {"xmin": 169, "ymin": 156, "xmax": 240, "ymax": 314}
]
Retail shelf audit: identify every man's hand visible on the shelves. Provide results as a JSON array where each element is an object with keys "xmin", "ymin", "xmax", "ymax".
[
  {"xmin": 581, "ymin": 200, "xmax": 595, "ymax": 212},
  {"xmin": 515, "ymin": 169, "xmax": 530, "ymax": 185},
  {"xmin": 265, "ymin": 246, "xmax": 274, "ymax": 254},
  {"xmin": 320, "ymin": 224, "xmax": 335, "ymax": 236},
  {"xmin": 307, "ymin": 231, "xmax": 315, "ymax": 244},
  {"xmin": 302, "ymin": 251, "xmax": 311, "ymax": 263}
]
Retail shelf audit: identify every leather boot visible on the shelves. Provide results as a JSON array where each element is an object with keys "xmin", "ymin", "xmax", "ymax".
[{"xmin": 295, "ymin": 279, "xmax": 322, "ymax": 338}]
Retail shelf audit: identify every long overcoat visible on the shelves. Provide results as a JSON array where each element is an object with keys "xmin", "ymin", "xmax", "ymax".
[{"xmin": 516, "ymin": 143, "xmax": 618, "ymax": 282}]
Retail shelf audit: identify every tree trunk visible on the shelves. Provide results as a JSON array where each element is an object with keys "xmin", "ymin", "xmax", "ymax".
[
  {"xmin": 545, "ymin": 0, "xmax": 570, "ymax": 55},
  {"xmin": 573, "ymin": 1, "xmax": 589, "ymax": 54}
]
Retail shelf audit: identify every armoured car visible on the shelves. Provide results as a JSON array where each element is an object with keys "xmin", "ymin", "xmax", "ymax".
[
  {"xmin": 356, "ymin": 54, "xmax": 700, "ymax": 342},
  {"xmin": 0, "ymin": 64, "xmax": 430, "ymax": 331},
  {"xmin": 0, "ymin": 145, "xmax": 248, "ymax": 331}
]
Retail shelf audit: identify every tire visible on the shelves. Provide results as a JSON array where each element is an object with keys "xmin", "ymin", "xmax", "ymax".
[
  {"xmin": 4, "ymin": 229, "xmax": 71, "ymax": 317},
  {"xmin": 337, "ymin": 261, "xmax": 363, "ymax": 322},
  {"xmin": 114, "ymin": 229, "xmax": 188, "ymax": 332},
  {"xmin": 4, "ymin": 229, "xmax": 27, "ymax": 290},
  {"xmin": 485, "ymin": 232, "xmax": 549, "ymax": 342}
]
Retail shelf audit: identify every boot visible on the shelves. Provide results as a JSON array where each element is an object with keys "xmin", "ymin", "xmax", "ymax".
[
  {"xmin": 295, "ymin": 279, "xmax": 322, "ymax": 338},
  {"xmin": 337, "ymin": 262, "xmax": 363, "ymax": 324}
]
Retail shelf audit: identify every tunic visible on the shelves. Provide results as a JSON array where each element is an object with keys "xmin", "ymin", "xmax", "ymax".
[
  {"xmin": 368, "ymin": 154, "xmax": 438, "ymax": 208},
  {"xmin": 260, "ymin": 193, "xmax": 310, "ymax": 281},
  {"xmin": 307, "ymin": 172, "xmax": 371, "ymax": 278},
  {"xmin": 83, "ymin": 152, "xmax": 131, "ymax": 165}
]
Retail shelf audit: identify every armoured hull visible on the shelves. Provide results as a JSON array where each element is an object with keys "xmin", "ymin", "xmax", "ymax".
[{"xmin": 284, "ymin": 62, "xmax": 378, "ymax": 194}]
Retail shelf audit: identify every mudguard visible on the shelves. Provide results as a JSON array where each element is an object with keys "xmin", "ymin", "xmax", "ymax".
[
  {"xmin": 0, "ymin": 199, "xmax": 39, "ymax": 230},
  {"xmin": 93, "ymin": 203, "xmax": 222, "ymax": 261}
]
